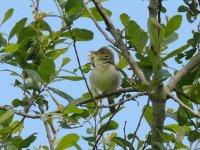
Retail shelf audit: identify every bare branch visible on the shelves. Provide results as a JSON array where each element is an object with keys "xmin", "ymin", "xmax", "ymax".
[
  {"xmin": 80, "ymin": 92, "xmax": 147, "ymax": 108},
  {"xmin": 168, "ymin": 94, "xmax": 200, "ymax": 118},
  {"xmin": 78, "ymin": 87, "xmax": 142, "ymax": 105},
  {"xmin": 165, "ymin": 52, "xmax": 200, "ymax": 93},
  {"xmin": 83, "ymin": 2, "xmax": 115, "ymax": 44},
  {"xmin": 0, "ymin": 105, "xmax": 42, "ymax": 118},
  {"xmin": 91, "ymin": 0, "xmax": 149, "ymax": 85},
  {"xmin": 131, "ymin": 99, "xmax": 150, "ymax": 144}
]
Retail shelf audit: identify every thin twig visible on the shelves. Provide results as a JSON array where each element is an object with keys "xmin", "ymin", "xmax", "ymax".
[
  {"xmin": 80, "ymin": 92, "xmax": 147, "ymax": 109},
  {"xmin": 78, "ymin": 87, "xmax": 140, "ymax": 105},
  {"xmin": 55, "ymin": 0, "xmax": 97, "ymax": 107},
  {"xmin": 168, "ymin": 94, "xmax": 200, "ymax": 118},
  {"xmin": 131, "ymin": 99, "xmax": 150, "ymax": 144},
  {"xmin": 0, "ymin": 105, "xmax": 42, "ymax": 118},
  {"xmin": 123, "ymin": 121, "xmax": 127, "ymax": 150},
  {"xmin": 83, "ymin": 2, "xmax": 114, "ymax": 44}
]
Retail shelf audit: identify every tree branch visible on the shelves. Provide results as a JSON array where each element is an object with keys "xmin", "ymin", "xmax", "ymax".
[
  {"xmin": 165, "ymin": 52, "xmax": 200, "ymax": 93},
  {"xmin": 91, "ymin": 0, "xmax": 149, "ymax": 85},
  {"xmin": 80, "ymin": 92, "xmax": 147, "ymax": 108},
  {"xmin": 78, "ymin": 87, "xmax": 141, "ymax": 104},
  {"xmin": 0, "ymin": 105, "xmax": 42, "ymax": 118},
  {"xmin": 168, "ymin": 94, "xmax": 200, "ymax": 118},
  {"xmin": 83, "ymin": 2, "xmax": 115, "ymax": 44}
]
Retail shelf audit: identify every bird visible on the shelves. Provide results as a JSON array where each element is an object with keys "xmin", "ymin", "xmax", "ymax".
[{"xmin": 89, "ymin": 47, "xmax": 122, "ymax": 113}]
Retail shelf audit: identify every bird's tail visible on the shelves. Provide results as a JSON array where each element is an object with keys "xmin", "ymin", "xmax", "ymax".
[{"xmin": 108, "ymin": 96, "xmax": 116, "ymax": 113}]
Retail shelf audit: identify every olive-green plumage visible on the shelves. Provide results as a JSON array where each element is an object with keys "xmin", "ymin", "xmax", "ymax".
[{"xmin": 89, "ymin": 47, "xmax": 122, "ymax": 113}]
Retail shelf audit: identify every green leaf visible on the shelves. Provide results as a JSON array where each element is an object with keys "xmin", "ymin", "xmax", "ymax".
[
  {"xmin": 48, "ymin": 87, "xmax": 73, "ymax": 101},
  {"xmin": 9, "ymin": 18, "xmax": 27, "ymax": 40},
  {"xmin": 143, "ymin": 105, "xmax": 153, "ymax": 128},
  {"xmin": 12, "ymin": 99, "xmax": 24, "ymax": 108},
  {"xmin": 82, "ymin": 136, "xmax": 95, "ymax": 142},
  {"xmin": 20, "ymin": 133, "xmax": 37, "ymax": 148},
  {"xmin": 65, "ymin": 0, "xmax": 84, "ymax": 21},
  {"xmin": 165, "ymin": 15, "xmax": 182, "ymax": 37},
  {"xmin": 164, "ymin": 124, "xmax": 191, "ymax": 133},
  {"xmin": 26, "ymin": 69, "xmax": 42, "ymax": 89},
  {"xmin": 163, "ymin": 32, "xmax": 178, "ymax": 46},
  {"xmin": 17, "ymin": 26, "xmax": 36, "ymax": 43},
  {"xmin": 37, "ymin": 19, "xmax": 52, "ymax": 33},
  {"xmin": 57, "ymin": 76, "xmax": 84, "ymax": 81},
  {"xmin": 162, "ymin": 43, "xmax": 190, "ymax": 61},
  {"xmin": 113, "ymin": 137, "xmax": 134, "ymax": 150},
  {"xmin": 63, "ymin": 105, "xmax": 83, "ymax": 115},
  {"xmin": 120, "ymin": 13, "xmax": 130, "ymax": 26},
  {"xmin": 62, "ymin": 28, "xmax": 94, "ymax": 41},
  {"xmin": 117, "ymin": 57, "xmax": 128, "ymax": 69},
  {"xmin": 136, "ymin": 32, "xmax": 148, "ymax": 52},
  {"xmin": 1, "ymin": 8, "xmax": 14, "ymax": 25},
  {"xmin": 47, "ymin": 48, "xmax": 68, "ymax": 60},
  {"xmin": 2, "ymin": 44, "xmax": 19, "ymax": 53},
  {"xmin": 55, "ymin": 133, "xmax": 79, "ymax": 150},
  {"xmin": 65, "ymin": 0, "xmax": 83, "ymax": 13},
  {"xmin": 81, "ymin": 7, "xmax": 112, "ymax": 21},
  {"xmin": 146, "ymin": 48, "xmax": 157, "ymax": 72},
  {"xmin": 188, "ymin": 130, "xmax": 200, "ymax": 142},
  {"xmin": 61, "ymin": 57, "xmax": 71, "ymax": 67},
  {"xmin": 148, "ymin": 17, "xmax": 162, "ymax": 52},
  {"xmin": 0, "ymin": 109, "xmax": 14, "ymax": 125},
  {"xmin": 127, "ymin": 20, "xmax": 141, "ymax": 45},
  {"xmin": 97, "ymin": 121, "xmax": 118, "ymax": 135},
  {"xmin": 154, "ymin": 69, "xmax": 171, "ymax": 83},
  {"xmin": 39, "ymin": 58, "xmax": 56, "ymax": 82},
  {"xmin": 178, "ymin": 5, "xmax": 188, "ymax": 12},
  {"xmin": 10, "ymin": 120, "xmax": 23, "ymax": 134}
]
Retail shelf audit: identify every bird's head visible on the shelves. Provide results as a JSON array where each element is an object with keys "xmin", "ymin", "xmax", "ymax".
[{"xmin": 88, "ymin": 47, "xmax": 115, "ymax": 67}]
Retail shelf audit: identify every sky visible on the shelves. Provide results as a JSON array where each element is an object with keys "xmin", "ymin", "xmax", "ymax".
[{"xmin": 0, "ymin": 0, "xmax": 199, "ymax": 149}]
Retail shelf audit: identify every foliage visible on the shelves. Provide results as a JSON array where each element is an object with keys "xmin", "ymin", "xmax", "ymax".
[{"xmin": 0, "ymin": 0, "xmax": 200, "ymax": 150}]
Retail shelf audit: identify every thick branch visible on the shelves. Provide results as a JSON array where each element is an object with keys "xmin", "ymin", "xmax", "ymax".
[
  {"xmin": 91, "ymin": 0, "xmax": 149, "ymax": 85},
  {"xmin": 165, "ymin": 52, "xmax": 200, "ymax": 93}
]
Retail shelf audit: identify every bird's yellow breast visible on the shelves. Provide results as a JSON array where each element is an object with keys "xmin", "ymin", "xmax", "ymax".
[{"xmin": 89, "ymin": 64, "xmax": 122, "ymax": 92}]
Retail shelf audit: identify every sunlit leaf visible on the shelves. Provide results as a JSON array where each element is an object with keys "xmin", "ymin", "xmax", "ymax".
[
  {"xmin": 2, "ymin": 44, "xmax": 19, "ymax": 53},
  {"xmin": 57, "ymin": 76, "xmax": 84, "ymax": 81},
  {"xmin": 61, "ymin": 57, "xmax": 71, "ymax": 67},
  {"xmin": 10, "ymin": 120, "xmax": 23, "ymax": 134},
  {"xmin": 17, "ymin": 26, "xmax": 36, "ymax": 43},
  {"xmin": 62, "ymin": 28, "xmax": 94, "ymax": 41},
  {"xmin": 97, "ymin": 121, "xmax": 118, "ymax": 135},
  {"xmin": 165, "ymin": 15, "xmax": 182, "ymax": 37},
  {"xmin": 113, "ymin": 137, "xmax": 134, "ymax": 150},
  {"xmin": 26, "ymin": 69, "xmax": 42, "ymax": 89},
  {"xmin": 48, "ymin": 87, "xmax": 73, "ymax": 101},
  {"xmin": 39, "ymin": 58, "xmax": 56, "ymax": 83},
  {"xmin": 120, "ymin": 13, "xmax": 130, "ymax": 26},
  {"xmin": 81, "ymin": 7, "xmax": 112, "ymax": 21},
  {"xmin": 55, "ymin": 133, "xmax": 79, "ymax": 150},
  {"xmin": 1, "ymin": 8, "xmax": 14, "ymax": 25},
  {"xmin": 20, "ymin": 133, "xmax": 37, "ymax": 148},
  {"xmin": 162, "ymin": 44, "xmax": 190, "ymax": 61},
  {"xmin": 9, "ymin": 18, "xmax": 27, "ymax": 40},
  {"xmin": 0, "ymin": 109, "xmax": 14, "ymax": 125}
]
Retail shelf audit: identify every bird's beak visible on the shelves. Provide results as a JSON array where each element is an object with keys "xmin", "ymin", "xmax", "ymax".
[{"xmin": 88, "ymin": 51, "xmax": 98, "ymax": 58}]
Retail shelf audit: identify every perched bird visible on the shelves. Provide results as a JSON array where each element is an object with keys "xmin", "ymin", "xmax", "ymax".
[{"xmin": 89, "ymin": 47, "xmax": 122, "ymax": 113}]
